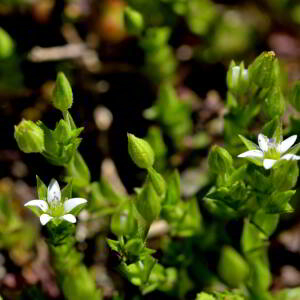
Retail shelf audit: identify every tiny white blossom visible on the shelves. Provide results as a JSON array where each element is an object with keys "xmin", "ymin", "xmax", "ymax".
[
  {"xmin": 25, "ymin": 179, "xmax": 87, "ymax": 225},
  {"xmin": 238, "ymin": 133, "xmax": 300, "ymax": 170}
]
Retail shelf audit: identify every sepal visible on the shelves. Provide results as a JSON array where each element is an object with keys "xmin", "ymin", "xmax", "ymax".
[
  {"xmin": 135, "ymin": 183, "xmax": 161, "ymax": 224},
  {"xmin": 148, "ymin": 167, "xmax": 166, "ymax": 197}
]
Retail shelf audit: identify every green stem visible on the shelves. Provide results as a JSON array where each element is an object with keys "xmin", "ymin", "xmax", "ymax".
[{"xmin": 47, "ymin": 222, "xmax": 102, "ymax": 300}]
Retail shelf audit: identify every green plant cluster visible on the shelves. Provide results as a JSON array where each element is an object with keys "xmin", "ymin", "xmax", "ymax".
[
  {"xmin": 2, "ymin": 1, "xmax": 300, "ymax": 296},
  {"xmin": 10, "ymin": 50, "xmax": 300, "ymax": 300}
]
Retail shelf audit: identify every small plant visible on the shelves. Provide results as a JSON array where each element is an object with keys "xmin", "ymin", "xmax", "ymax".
[{"xmin": 9, "ymin": 52, "xmax": 300, "ymax": 300}]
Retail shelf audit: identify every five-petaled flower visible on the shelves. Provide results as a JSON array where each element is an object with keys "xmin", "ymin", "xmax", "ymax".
[
  {"xmin": 238, "ymin": 133, "xmax": 300, "ymax": 169},
  {"xmin": 24, "ymin": 179, "xmax": 87, "ymax": 225}
]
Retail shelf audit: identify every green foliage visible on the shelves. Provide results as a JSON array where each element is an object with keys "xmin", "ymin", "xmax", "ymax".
[
  {"xmin": 47, "ymin": 222, "xmax": 102, "ymax": 300},
  {"xmin": 15, "ymin": 45, "xmax": 300, "ymax": 300},
  {"xmin": 218, "ymin": 246, "xmax": 249, "ymax": 287},
  {"xmin": 0, "ymin": 27, "xmax": 14, "ymax": 58},
  {"xmin": 290, "ymin": 81, "xmax": 300, "ymax": 111},
  {"xmin": 274, "ymin": 288, "xmax": 300, "ymax": 300},
  {"xmin": 144, "ymin": 83, "xmax": 193, "ymax": 147},
  {"xmin": 196, "ymin": 291, "xmax": 245, "ymax": 300},
  {"xmin": 208, "ymin": 145, "xmax": 233, "ymax": 175},
  {"xmin": 124, "ymin": 6, "xmax": 144, "ymax": 35},
  {"xmin": 139, "ymin": 27, "xmax": 177, "ymax": 82}
]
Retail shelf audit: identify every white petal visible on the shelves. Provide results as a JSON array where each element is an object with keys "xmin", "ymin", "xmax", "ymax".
[
  {"xmin": 258, "ymin": 134, "xmax": 269, "ymax": 152},
  {"xmin": 40, "ymin": 214, "xmax": 53, "ymax": 225},
  {"xmin": 281, "ymin": 153, "xmax": 300, "ymax": 160},
  {"xmin": 24, "ymin": 200, "xmax": 48, "ymax": 212},
  {"xmin": 60, "ymin": 214, "xmax": 76, "ymax": 223},
  {"xmin": 64, "ymin": 198, "xmax": 87, "ymax": 213},
  {"xmin": 48, "ymin": 179, "xmax": 61, "ymax": 203},
  {"xmin": 278, "ymin": 135, "xmax": 297, "ymax": 153},
  {"xmin": 238, "ymin": 150, "xmax": 263, "ymax": 158},
  {"xmin": 263, "ymin": 159, "xmax": 277, "ymax": 169}
]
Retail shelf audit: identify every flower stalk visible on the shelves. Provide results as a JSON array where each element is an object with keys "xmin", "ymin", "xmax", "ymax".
[{"xmin": 24, "ymin": 177, "xmax": 102, "ymax": 300}]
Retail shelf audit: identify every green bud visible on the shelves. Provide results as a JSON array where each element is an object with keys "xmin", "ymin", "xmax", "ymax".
[
  {"xmin": 249, "ymin": 51, "xmax": 279, "ymax": 88},
  {"xmin": 135, "ymin": 183, "xmax": 161, "ymax": 223},
  {"xmin": 124, "ymin": 7, "xmax": 144, "ymax": 35},
  {"xmin": 128, "ymin": 133, "xmax": 154, "ymax": 169},
  {"xmin": 14, "ymin": 120, "xmax": 45, "ymax": 153},
  {"xmin": 0, "ymin": 27, "xmax": 14, "ymax": 58},
  {"xmin": 262, "ymin": 86, "xmax": 285, "ymax": 118},
  {"xmin": 218, "ymin": 246, "xmax": 249, "ymax": 287},
  {"xmin": 227, "ymin": 61, "xmax": 249, "ymax": 94},
  {"xmin": 52, "ymin": 72, "xmax": 73, "ymax": 111},
  {"xmin": 208, "ymin": 145, "xmax": 233, "ymax": 174},
  {"xmin": 54, "ymin": 119, "xmax": 71, "ymax": 144},
  {"xmin": 290, "ymin": 81, "xmax": 300, "ymax": 111},
  {"xmin": 148, "ymin": 167, "xmax": 166, "ymax": 197}
]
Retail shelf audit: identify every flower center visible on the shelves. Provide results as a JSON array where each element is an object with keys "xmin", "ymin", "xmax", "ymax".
[
  {"xmin": 264, "ymin": 140, "xmax": 280, "ymax": 160},
  {"xmin": 49, "ymin": 202, "xmax": 65, "ymax": 217}
]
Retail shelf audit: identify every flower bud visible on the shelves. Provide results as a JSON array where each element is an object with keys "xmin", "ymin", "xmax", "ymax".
[
  {"xmin": 135, "ymin": 183, "xmax": 161, "ymax": 223},
  {"xmin": 124, "ymin": 7, "xmax": 144, "ymax": 35},
  {"xmin": 0, "ymin": 28, "xmax": 14, "ymax": 58},
  {"xmin": 52, "ymin": 72, "xmax": 73, "ymax": 111},
  {"xmin": 227, "ymin": 61, "xmax": 249, "ymax": 94},
  {"xmin": 14, "ymin": 120, "xmax": 45, "ymax": 153},
  {"xmin": 249, "ymin": 51, "xmax": 279, "ymax": 88},
  {"xmin": 128, "ymin": 133, "xmax": 154, "ymax": 169},
  {"xmin": 54, "ymin": 119, "xmax": 71, "ymax": 144},
  {"xmin": 218, "ymin": 246, "xmax": 249, "ymax": 287},
  {"xmin": 208, "ymin": 145, "xmax": 233, "ymax": 174}
]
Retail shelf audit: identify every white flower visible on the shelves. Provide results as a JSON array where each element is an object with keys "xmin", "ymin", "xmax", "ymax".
[
  {"xmin": 24, "ymin": 179, "xmax": 87, "ymax": 225},
  {"xmin": 238, "ymin": 133, "xmax": 300, "ymax": 170}
]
